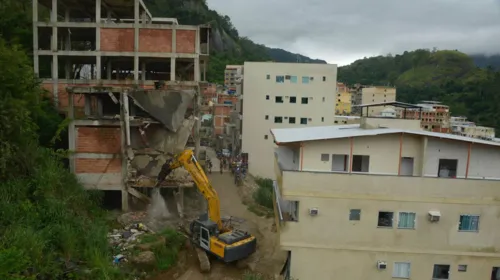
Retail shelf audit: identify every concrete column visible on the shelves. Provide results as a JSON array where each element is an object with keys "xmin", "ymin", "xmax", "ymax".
[
  {"xmin": 420, "ymin": 136, "xmax": 428, "ymax": 177},
  {"xmin": 133, "ymin": 0, "xmax": 139, "ymax": 82},
  {"xmin": 95, "ymin": 0, "xmax": 101, "ymax": 80},
  {"xmin": 65, "ymin": 8, "xmax": 70, "ymax": 22},
  {"xmin": 170, "ymin": 58, "xmax": 176, "ymax": 81},
  {"xmin": 68, "ymin": 92, "xmax": 76, "ymax": 173},
  {"xmin": 65, "ymin": 60, "xmax": 70, "ymax": 79},
  {"xmin": 195, "ymin": 26, "xmax": 201, "ymax": 55},
  {"xmin": 120, "ymin": 90, "xmax": 129, "ymax": 211},
  {"xmin": 194, "ymin": 58, "xmax": 200, "ymax": 82},
  {"xmin": 32, "ymin": 0, "xmax": 39, "ymax": 76},
  {"xmin": 107, "ymin": 59, "xmax": 112, "ymax": 79},
  {"xmin": 172, "ymin": 27, "xmax": 176, "ymax": 53},
  {"xmin": 203, "ymin": 61, "xmax": 206, "ymax": 81},
  {"xmin": 51, "ymin": 0, "xmax": 58, "ymax": 106},
  {"xmin": 141, "ymin": 60, "xmax": 146, "ymax": 82},
  {"xmin": 106, "ymin": 10, "xmax": 111, "ymax": 22}
]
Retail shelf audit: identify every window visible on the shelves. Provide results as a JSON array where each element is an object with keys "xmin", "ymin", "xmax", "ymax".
[
  {"xmin": 285, "ymin": 75, "xmax": 291, "ymax": 80},
  {"xmin": 264, "ymin": 135, "xmax": 268, "ymax": 139},
  {"xmin": 438, "ymin": 159, "xmax": 458, "ymax": 178},
  {"xmin": 301, "ymin": 97, "xmax": 309, "ymax": 104},
  {"xmin": 349, "ymin": 209, "xmax": 361, "ymax": 221},
  {"xmin": 275, "ymin": 96, "xmax": 284, "ymax": 103},
  {"xmin": 398, "ymin": 212, "xmax": 416, "ymax": 229},
  {"xmin": 265, "ymin": 115, "xmax": 269, "ymax": 120},
  {"xmin": 301, "ymin": 76, "xmax": 309, "ymax": 84},
  {"xmin": 491, "ymin": 267, "xmax": 500, "ymax": 280},
  {"xmin": 322, "ymin": 76, "xmax": 326, "ymax": 81},
  {"xmin": 290, "ymin": 76, "xmax": 298, "ymax": 83},
  {"xmin": 274, "ymin": 116, "xmax": 283, "ymax": 123},
  {"xmin": 322, "ymin": 97, "xmax": 325, "ymax": 102},
  {"xmin": 332, "ymin": 154, "xmax": 349, "ymax": 171},
  {"xmin": 334, "ymin": 120, "xmax": 338, "ymax": 124},
  {"xmin": 377, "ymin": 211, "xmax": 393, "ymax": 227},
  {"xmin": 320, "ymin": 154, "xmax": 329, "ymax": 161},
  {"xmin": 266, "ymin": 95, "xmax": 269, "ymax": 100},
  {"xmin": 266, "ymin": 74, "xmax": 270, "ymax": 79},
  {"xmin": 393, "ymin": 262, "xmax": 411, "ymax": 278},
  {"xmin": 289, "ymin": 117, "xmax": 296, "ymax": 124},
  {"xmin": 321, "ymin": 117, "xmax": 324, "ymax": 122},
  {"xmin": 432, "ymin": 264, "xmax": 450, "ymax": 279},
  {"xmin": 352, "ymin": 155, "xmax": 369, "ymax": 172},
  {"xmin": 290, "ymin": 96, "xmax": 297, "ymax": 103},
  {"xmin": 276, "ymin": 75, "xmax": 285, "ymax": 83},
  {"xmin": 300, "ymin": 118, "xmax": 308, "ymax": 125},
  {"xmin": 457, "ymin": 265, "xmax": 467, "ymax": 272},
  {"xmin": 458, "ymin": 215, "xmax": 479, "ymax": 231}
]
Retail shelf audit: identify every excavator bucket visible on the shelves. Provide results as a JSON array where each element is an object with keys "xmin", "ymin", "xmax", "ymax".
[{"xmin": 154, "ymin": 158, "xmax": 175, "ymax": 187}]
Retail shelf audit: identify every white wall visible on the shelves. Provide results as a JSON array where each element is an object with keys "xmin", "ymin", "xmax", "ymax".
[
  {"xmin": 242, "ymin": 62, "xmax": 337, "ymax": 178},
  {"xmin": 424, "ymin": 138, "xmax": 469, "ymax": 177}
]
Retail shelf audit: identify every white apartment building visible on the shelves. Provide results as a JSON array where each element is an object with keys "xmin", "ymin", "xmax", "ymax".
[
  {"xmin": 242, "ymin": 62, "xmax": 337, "ymax": 178},
  {"xmin": 271, "ymin": 111, "xmax": 500, "ymax": 280}
]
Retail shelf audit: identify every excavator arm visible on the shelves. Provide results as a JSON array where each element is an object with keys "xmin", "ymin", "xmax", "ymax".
[{"xmin": 155, "ymin": 149, "xmax": 222, "ymax": 229}]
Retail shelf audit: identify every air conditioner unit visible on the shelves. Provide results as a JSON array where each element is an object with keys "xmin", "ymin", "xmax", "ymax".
[
  {"xmin": 309, "ymin": 208, "xmax": 319, "ymax": 216},
  {"xmin": 428, "ymin": 210, "xmax": 441, "ymax": 222},
  {"xmin": 377, "ymin": 261, "xmax": 387, "ymax": 270}
]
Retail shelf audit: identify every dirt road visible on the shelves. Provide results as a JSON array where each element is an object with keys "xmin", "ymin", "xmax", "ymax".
[{"xmin": 151, "ymin": 148, "xmax": 285, "ymax": 279}]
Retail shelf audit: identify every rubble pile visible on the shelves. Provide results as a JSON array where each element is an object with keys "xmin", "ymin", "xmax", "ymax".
[{"xmin": 108, "ymin": 222, "xmax": 157, "ymax": 265}]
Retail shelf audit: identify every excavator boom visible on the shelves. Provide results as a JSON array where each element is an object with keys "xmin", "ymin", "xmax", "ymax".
[{"xmin": 155, "ymin": 149, "xmax": 222, "ymax": 229}]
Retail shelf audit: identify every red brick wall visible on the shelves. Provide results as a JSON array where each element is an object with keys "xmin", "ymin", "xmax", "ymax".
[
  {"xmin": 75, "ymin": 158, "xmax": 121, "ymax": 173},
  {"xmin": 217, "ymin": 95, "xmax": 238, "ymax": 105},
  {"xmin": 176, "ymin": 30, "xmax": 196, "ymax": 53},
  {"xmin": 214, "ymin": 105, "xmax": 231, "ymax": 116},
  {"xmin": 139, "ymin": 29, "xmax": 172, "ymax": 52},
  {"xmin": 76, "ymin": 127, "xmax": 121, "ymax": 154},
  {"xmin": 100, "ymin": 28, "xmax": 134, "ymax": 52}
]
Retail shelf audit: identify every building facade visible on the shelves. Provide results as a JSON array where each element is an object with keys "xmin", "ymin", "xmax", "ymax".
[
  {"xmin": 271, "ymin": 116, "xmax": 500, "ymax": 280},
  {"xmin": 224, "ymin": 65, "xmax": 243, "ymax": 90},
  {"xmin": 33, "ymin": 0, "xmax": 210, "ymax": 210},
  {"xmin": 335, "ymin": 91, "xmax": 351, "ymax": 115},
  {"xmin": 352, "ymin": 86, "xmax": 397, "ymax": 115},
  {"xmin": 450, "ymin": 116, "xmax": 495, "ymax": 140},
  {"xmin": 242, "ymin": 62, "xmax": 337, "ymax": 178},
  {"xmin": 398, "ymin": 101, "xmax": 451, "ymax": 133}
]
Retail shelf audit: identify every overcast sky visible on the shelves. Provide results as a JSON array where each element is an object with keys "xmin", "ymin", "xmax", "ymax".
[{"xmin": 206, "ymin": 0, "xmax": 500, "ymax": 66}]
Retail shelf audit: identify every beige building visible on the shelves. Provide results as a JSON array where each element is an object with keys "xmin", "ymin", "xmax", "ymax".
[
  {"xmin": 271, "ymin": 115, "xmax": 500, "ymax": 280},
  {"xmin": 224, "ymin": 65, "xmax": 243, "ymax": 89},
  {"xmin": 335, "ymin": 91, "xmax": 352, "ymax": 115},
  {"xmin": 334, "ymin": 115, "xmax": 359, "ymax": 125},
  {"xmin": 352, "ymin": 86, "xmax": 396, "ymax": 115},
  {"xmin": 451, "ymin": 116, "xmax": 495, "ymax": 140},
  {"xmin": 242, "ymin": 62, "xmax": 337, "ymax": 178}
]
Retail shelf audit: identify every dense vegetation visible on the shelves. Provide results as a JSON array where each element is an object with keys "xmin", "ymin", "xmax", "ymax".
[
  {"xmin": 338, "ymin": 49, "xmax": 500, "ymax": 133},
  {"xmin": 143, "ymin": 0, "xmax": 325, "ymax": 84}
]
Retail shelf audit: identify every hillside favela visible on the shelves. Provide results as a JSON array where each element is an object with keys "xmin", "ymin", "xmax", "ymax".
[{"xmin": 2, "ymin": 0, "xmax": 500, "ymax": 279}]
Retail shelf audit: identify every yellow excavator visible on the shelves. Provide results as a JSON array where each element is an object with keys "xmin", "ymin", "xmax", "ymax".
[{"xmin": 155, "ymin": 149, "xmax": 257, "ymax": 267}]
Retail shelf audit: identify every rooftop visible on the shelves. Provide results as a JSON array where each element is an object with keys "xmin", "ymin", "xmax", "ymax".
[
  {"xmin": 39, "ymin": 0, "xmax": 152, "ymax": 19},
  {"xmin": 270, "ymin": 124, "xmax": 500, "ymax": 147},
  {"xmin": 353, "ymin": 101, "xmax": 423, "ymax": 109}
]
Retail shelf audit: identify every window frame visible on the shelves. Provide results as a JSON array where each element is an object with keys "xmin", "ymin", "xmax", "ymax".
[
  {"xmin": 276, "ymin": 75, "xmax": 285, "ymax": 83},
  {"xmin": 392, "ymin": 262, "xmax": 411, "ymax": 279},
  {"xmin": 320, "ymin": 154, "xmax": 329, "ymax": 162},
  {"xmin": 301, "ymin": 97, "xmax": 309, "ymax": 104},
  {"xmin": 349, "ymin": 209, "xmax": 361, "ymax": 221},
  {"xmin": 288, "ymin": 117, "xmax": 296, "ymax": 124},
  {"xmin": 301, "ymin": 76, "xmax": 309, "ymax": 84},
  {"xmin": 289, "ymin": 96, "xmax": 297, "ymax": 103},
  {"xmin": 275, "ymin": 96, "xmax": 284, "ymax": 103},
  {"xmin": 377, "ymin": 211, "xmax": 394, "ymax": 228},
  {"xmin": 458, "ymin": 214, "xmax": 480, "ymax": 232},
  {"xmin": 397, "ymin": 211, "xmax": 416, "ymax": 229},
  {"xmin": 300, "ymin": 118, "xmax": 308, "ymax": 125},
  {"xmin": 274, "ymin": 116, "xmax": 283, "ymax": 124}
]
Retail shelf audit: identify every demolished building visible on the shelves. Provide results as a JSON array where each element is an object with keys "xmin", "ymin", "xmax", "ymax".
[{"xmin": 33, "ymin": 0, "xmax": 211, "ymax": 210}]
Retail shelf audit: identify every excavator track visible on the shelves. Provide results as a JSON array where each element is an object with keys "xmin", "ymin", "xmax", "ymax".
[{"xmin": 179, "ymin": 223, "xmax": 211, "ymax": 273}]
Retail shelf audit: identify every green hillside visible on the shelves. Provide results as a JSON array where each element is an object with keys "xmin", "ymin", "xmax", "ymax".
[{"xmin": 338, "ymin": 49, "xmax": 500, "ymax": 133}]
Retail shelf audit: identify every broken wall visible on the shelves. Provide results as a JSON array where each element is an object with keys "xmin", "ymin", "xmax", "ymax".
[{"xmin": 127, "ymin": 117, "xmax": 196, "ymax": 187}]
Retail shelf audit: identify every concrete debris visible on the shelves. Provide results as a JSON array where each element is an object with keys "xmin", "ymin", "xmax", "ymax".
[
  {"xmin": 131, "ymin": 251, "xmax": 156, "ymax": 266},
  {"xmin": 129, "ymin": 89, "xmax": 195, "ymax": 132}
]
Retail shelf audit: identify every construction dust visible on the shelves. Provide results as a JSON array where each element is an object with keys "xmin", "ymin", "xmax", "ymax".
[{"xmin": 148, "ymin": 189, "xmax": 171, "ymax": 220}]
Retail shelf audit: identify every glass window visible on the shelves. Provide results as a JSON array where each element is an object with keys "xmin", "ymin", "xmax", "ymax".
[
  {"xmin": 274, "ymin": 117, "xmax": 283, "ymax": 123},
  {"xmin": 458, "ymin": 215, "xmax": 479, "ymax": 231},
  {"xmin": 393, "ymin": 262, "xmax": 411, "ymax": 278},
  {"xmin": 398, "ymin": 212, "xmax": 416, "ymax": 229},
  {"xmin": 301, "ymin": 97, "xmax": 309, "ymax": 104},
  {"xmin": 301, "ymin": 76, "xmax": 309, "ymax": 84},
  {"xmin": 300, "ymin": 118, "xmax": 307, "ymax": 125},
  {"xmin": 290, "ymin": 76, "xmax": 298, "ymax": 83},
  {"xmin": 289, "ymin": 117, "xmax": 296, "ymax": 124},
  {"xmin": 290, "ymin": 96, "xmax": 296, "ymax": 103},
  {"xmin": 276, "ymin": 75, "xmax": 285, "ymax": 83},
  {"xmin": 349, "ymin": 209, "xmax": 361, "ymax": 221}
]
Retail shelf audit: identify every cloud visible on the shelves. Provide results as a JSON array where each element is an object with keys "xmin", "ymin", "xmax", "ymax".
[{"xmin": 206, "ymin": 0, "xmax": 500, "ymax": 65}]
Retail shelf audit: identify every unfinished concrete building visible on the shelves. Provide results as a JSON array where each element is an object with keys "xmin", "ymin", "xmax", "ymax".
[{"xmin": 33, "ymin": 0, "xmax": 211, "ymax": 211}]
